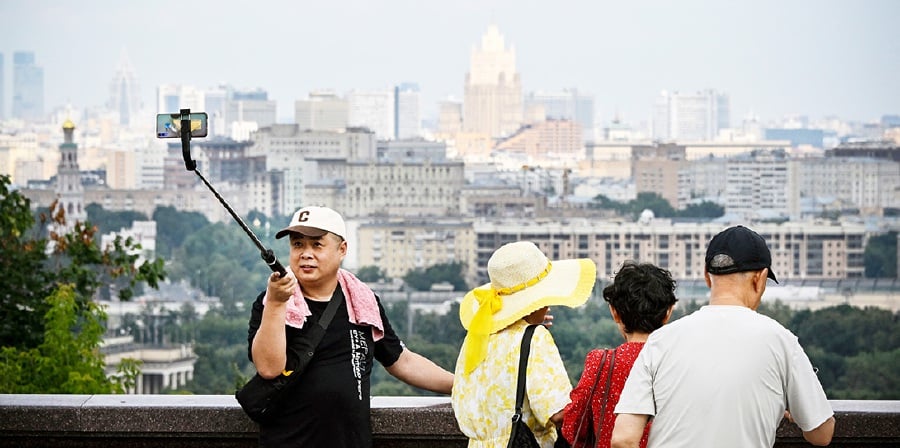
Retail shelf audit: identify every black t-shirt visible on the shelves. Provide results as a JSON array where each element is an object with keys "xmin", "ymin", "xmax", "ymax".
[{"xmin": 247, "ymin": 287, "xmax": 404, "ymax": 448}]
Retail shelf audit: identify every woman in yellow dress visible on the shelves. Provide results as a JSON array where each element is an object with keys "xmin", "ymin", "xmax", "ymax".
[{"xmin": 452, "ymin": 241, "xmax": 597, "ymax": 447}]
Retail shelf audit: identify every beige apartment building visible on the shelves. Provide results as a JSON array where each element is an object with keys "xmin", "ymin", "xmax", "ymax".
[
  {"xmin": 493, "ymin": 119, "xmax": 583, "ymax": 161},
  {"xmin": 471, "ymin": 218, "xmax": 867, "ymax": 285},
  {"xmin": 356, "ymin": 219, "xmax": 477, "ymax": 285},
  {"xmin": 303, "ymin": 159, "xmax": 466, "ymax": 218}
]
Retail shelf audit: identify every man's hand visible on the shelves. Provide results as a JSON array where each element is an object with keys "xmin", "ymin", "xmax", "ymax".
[{"xmin": 266, "ymin": 270, "xmax": 296, "ymax": 303}]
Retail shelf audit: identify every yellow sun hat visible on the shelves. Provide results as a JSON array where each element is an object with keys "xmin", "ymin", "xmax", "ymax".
[{"xmin": 459, "ymin": 241, "xmax": 596, "ymax": 374}]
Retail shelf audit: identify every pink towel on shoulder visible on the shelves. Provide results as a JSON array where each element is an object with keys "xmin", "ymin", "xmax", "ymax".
[{"xmin": 263, "ymin": 268, "xmax": 384, "ymax": 341}]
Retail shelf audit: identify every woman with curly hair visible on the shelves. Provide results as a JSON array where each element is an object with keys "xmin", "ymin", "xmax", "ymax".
[{"xmin": 560, "ymin": 261, "xmax": 677, "ymax": 448}]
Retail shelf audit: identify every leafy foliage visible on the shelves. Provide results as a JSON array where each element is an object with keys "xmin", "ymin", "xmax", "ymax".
[
  {"xmin": 864, "ymin": 231, "xmax": 898, "ymax": 278},
  {"xmin": 152, "ymin": 205, "xmax": 210, "ymax": 258},
  {"xmin": 403, "ymin": 262, "xmax": 468, "ymax": 291},
  {"xmin": 590, "ymin": 193, "xmax": 724, "ymax": 220},
  {"xmin": 85, "ymin": 203, "xmax": 148, "ymax": 236},
  {"xmin": 0, "ymin": 285, "xmax": 139, "ymax": 393},
  {"xmin": 0, "ymin": 174, "xmax": 165, "ymax": 393},
  {"xmin": 357, "ymin": 265, "xmax": 388, "ymax": 282}
]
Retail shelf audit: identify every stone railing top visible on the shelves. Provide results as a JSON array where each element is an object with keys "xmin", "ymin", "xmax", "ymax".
[{"xmin": 0, "ymin": 395, "xmax": 898, "ymax": 447}]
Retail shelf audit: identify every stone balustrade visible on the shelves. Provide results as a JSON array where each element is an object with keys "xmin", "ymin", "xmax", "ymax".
[{"xmin": 0, "ymin": 395, "xmax": 898, "ymax": 447}]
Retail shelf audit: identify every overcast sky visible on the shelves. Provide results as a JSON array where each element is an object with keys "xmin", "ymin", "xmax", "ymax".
[{"xmin": 1, "ymin": 0, "xmax": 897, "ymax": 126}]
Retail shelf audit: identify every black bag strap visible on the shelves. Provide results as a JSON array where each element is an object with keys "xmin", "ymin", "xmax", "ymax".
[
  {"xmin": 572, "ymin": 349, "xmax": 610, "ymax": 445},
  {"xmin": 513, "ymin": 325, "xmax": 539, "ymax": 421},
  {"xmin": 278, "ymin": 292, "xmax": 344, "ymax": 380},
  {"xmin": 316, "ymin": 293, "xmax": 343, "ymax": 330}
]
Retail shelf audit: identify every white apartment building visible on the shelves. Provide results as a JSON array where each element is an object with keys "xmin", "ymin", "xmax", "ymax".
[
  {"xmin": 723, "ymin": 151, "xmax": 794, "ymax": 219},
  {"xmin": 653, "ymin": 89, "xmax": 730, "ymax": 141},
  {"xmin": 347, "ymin": 89, "xmax": 394, "ymax": 140},
  {"xmin": 473, "ymin": 218, "xmax": 867, "ymax": 284},
  {"xmin": 395, "ymin": 83, "xmax": 422, "ymax": 140},
  {"xmin": 251, "ymin": 125, "xmax": 377, "ymax": 215},
  {"xmin": 796, "ymin": 157, "xmax": 900, "ymax": 215},
  {"xmin": 294, "ymin": 91, "xmax": 349, "ymax": 132}
]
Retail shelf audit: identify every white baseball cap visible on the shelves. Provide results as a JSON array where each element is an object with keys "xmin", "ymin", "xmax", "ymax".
[{"xmin": 275, "ymin": 206, "xmax": 347, "ymax": 240}]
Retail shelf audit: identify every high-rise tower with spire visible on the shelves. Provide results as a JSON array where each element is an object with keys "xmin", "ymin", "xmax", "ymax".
[
  {"xmin": 108, "ymin": 48, "xmax": 142, "ymax": 126},
  {"xmin": 463, "ymin": 25, "xmax": 523, "ymax": 139}
]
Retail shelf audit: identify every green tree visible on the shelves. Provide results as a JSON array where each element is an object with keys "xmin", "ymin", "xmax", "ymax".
[
  {"xmin": 166, "ymin": 222, "xmax": 270, "ymax": 306},
  {"xmin": 790, "ymin": 305, "xmax": 898, "ymax": 356},
  {"xmin": 403, "ymin": 262, "xmax": 468, "ymax": 291},
  {"xmin": 864, "ymin": 231, "xmax": 898, "ymax": 278},
  {"xmin": 1, "ymin": 175, "xmax": 52, "ymax": 348},
  {"xmin": 589, "ymin": 193, "xmax": 676, "ymax": 220},
  {"xmin": 0, "ymin": 285, "xmax": 140, "ymax": 393},
  {"xmin": 152, "ymin": 205, "xmax": 210, "ymax": 258},
  {"xmin": 182, "ymin": 308, "xmax": 254, "ymax": 394},
  {"xmin": 85, "ymin": 203, "xmax": 148, "ymax": 236},
  {"xmin": 678, "ymin": 201, "xmax": 725, "ymax": 219},
  {"xmin": 830, "ymin": 349, "xmax": 900, "ymax": 399},
  {"xmin": 630, "ymin": 192, "xmax": 676, "ymax": 218},
  {"xmin": 357, "ymin": 265, "xmax": 388, "ymax": 282},
  {"xmin": 0, "ymin": 174, "xmax": 165, "ymax": 392}
]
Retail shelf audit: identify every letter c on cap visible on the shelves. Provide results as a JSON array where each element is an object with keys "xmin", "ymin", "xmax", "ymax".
[{"xmin": 297, "ymin": 211, "xmax": 310, "ymax": 222}]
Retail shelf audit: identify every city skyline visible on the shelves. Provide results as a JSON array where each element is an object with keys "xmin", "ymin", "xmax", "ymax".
[{"xmin": 0, "ymin": 0, "xmax": 897, "ymax": 126}]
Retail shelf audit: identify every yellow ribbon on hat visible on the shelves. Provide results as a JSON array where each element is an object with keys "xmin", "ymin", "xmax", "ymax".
[{"xmin": 461, "ymin": 261, "xmax": 552, "ymax": 375}]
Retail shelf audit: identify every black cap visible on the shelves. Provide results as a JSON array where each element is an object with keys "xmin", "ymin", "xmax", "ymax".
[{"xmin": 705, "ymin": 225, "xmax": 778, "ymax": 283}]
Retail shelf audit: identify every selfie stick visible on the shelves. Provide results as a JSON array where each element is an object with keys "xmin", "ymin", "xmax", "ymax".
[{"xmin": 179, "ymin": 108, "xmax": 286, "ymax": 278}]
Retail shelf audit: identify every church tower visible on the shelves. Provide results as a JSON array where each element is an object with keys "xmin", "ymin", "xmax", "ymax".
[{"xmin": 55, "ymin": 119, "xmax": 86, "ymax": 224}]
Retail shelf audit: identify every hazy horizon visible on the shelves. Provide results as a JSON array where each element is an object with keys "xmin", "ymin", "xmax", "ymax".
[{"xmin": 1, "ymin": 0, "xmax": 898, "ymax": 126}]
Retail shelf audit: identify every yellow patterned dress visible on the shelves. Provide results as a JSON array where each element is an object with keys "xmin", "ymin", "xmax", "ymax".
[{"xmin": 452, "ymin": 320, "xmax": 572, "ymax": 448}]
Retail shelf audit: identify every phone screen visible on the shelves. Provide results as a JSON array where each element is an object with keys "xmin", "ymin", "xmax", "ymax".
[{"xmin": 156, "ymin": 113, "xmax": 208, "ymax": 138}]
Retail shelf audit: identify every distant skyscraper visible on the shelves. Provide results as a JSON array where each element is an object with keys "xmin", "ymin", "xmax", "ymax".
[
  {"xmin": 106, "ymin": 49, "xmax": 143, "ymax": 125},
  {"xmin": 295, "ymin": 90, "xmax": 349, "ymax": 132},
  {"xmin": 108, "ymin": 49, "xmax": 142, "ymax": 126},
  {"xmin": 225, "ymin": 87, "xmax": 277, "ymax": 131},
  {"xmin": 463, "ymin": 25, "xmax": 523, "ymax": 138},
  {"xmin": 12, "ymin": 51, "xmax": 44, "ymax": 121},
  {"xmin": 524, "ymin": 89, "xmax": 595, "ymax": 142},
  {"xmin": 394, "ymin": 83, "xmax": 421, "ymax": 139},
  {"xmin": 652, "ymin": 89, "xmax": 730, "ymax": 141}
]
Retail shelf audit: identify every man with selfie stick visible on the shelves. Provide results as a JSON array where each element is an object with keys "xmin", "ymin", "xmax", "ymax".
[{"xmin": 248, "ymin": 206, "xmax": 453, "ymax": 447}]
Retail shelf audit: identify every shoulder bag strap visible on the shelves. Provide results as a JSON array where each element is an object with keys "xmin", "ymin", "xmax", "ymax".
[
  {"xmin": 316, "ymin": 293, "xmax": 343, "ymax": 329},
  {"xmin": 283, "ymin": 294, "xmax": 344, "ymax": 379},
  {"xmin": 513, "ymin": 325, "xmax": 539, "ymax": 420},
  {"xmin": 594, "ymin": 349, "xmax": 618, "ymax": 439},
  {"xmin": 572, "ymin": 349, "xmax": 609, "ymax": 446}
]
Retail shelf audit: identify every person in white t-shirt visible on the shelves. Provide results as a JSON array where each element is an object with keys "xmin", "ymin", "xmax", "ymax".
[{"xmin": 611, "ymin": 225, "xmax": 835, "ymax": 448}]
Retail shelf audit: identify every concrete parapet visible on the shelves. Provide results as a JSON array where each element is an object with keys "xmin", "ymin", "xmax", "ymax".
[{"xmin": 0, "ymin": 395, "xmax": 897, "ymax": 447}]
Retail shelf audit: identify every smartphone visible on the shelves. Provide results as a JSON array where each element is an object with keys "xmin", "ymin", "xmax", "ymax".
[{"xmin": 156, "ymin": 112, "xmax": 208, "ymax": 138}]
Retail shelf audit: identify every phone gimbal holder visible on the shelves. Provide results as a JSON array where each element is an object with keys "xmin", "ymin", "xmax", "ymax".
[{"xmin": 178, "ymin": 108, "xmax": 286, "ymax": 277}]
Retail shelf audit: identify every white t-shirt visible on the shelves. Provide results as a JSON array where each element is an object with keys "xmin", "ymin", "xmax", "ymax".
[{"xmin": 614, "ymin": 305, "xmax": 833, "ymax": 448}]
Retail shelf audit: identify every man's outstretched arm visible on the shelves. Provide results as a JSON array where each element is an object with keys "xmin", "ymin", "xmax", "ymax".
[{"xmin": 385, "ymin": 348, "xmax": 454, "ymax": 394}]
